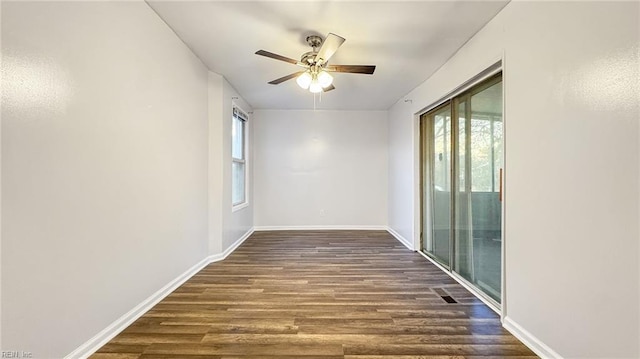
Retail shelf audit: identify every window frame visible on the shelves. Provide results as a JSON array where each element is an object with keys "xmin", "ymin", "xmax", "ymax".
[{"xmin": 231, "ymin": 103, "xmax": 249, "ymax": 211}]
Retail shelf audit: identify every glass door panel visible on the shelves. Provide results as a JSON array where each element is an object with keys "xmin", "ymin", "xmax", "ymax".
[
  {"xmin": 453, "ymin": 77, "xmax": 503, "ymax": 303},
  {"xmin": 454, "ymin": 96, "xmax": 473, "ymax": 279},
  {"xmin": 432, "ymin": 107, "xmax": 452, "ymax": 266},
  {"xmin": 421, "ymin": 104, "xmax": 452, "ymax": 267}
]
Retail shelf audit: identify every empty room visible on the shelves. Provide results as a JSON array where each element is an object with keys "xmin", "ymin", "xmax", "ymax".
[{"xmin": 1, "ymin": 0, "xmax": 639, "ymax": 358}]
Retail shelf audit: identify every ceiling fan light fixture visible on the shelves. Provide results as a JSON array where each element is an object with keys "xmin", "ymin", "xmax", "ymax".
[
  {"xmin": 296, "ymin": 71, "xmax": 313, "ymax": 89},
  {"xmin": 309, "ymin": 81, "xmax": 323, "ymax": 93},
  {"xmin": 317, "ymin": 71, "xmax": 333, "ymax": 88}
]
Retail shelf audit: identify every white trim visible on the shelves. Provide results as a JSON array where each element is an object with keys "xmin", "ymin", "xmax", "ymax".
[
  {"xmin": 231, "ymin": 100, "xmax": 250, "ymax": 211},
  {"xmin": 503, "ymin": 316, "xmax": 562, "ymax": 359},
  {"xmin": 66, "ymin": 227, "xmax": 255, "ymax": 359},
  {"xmin": 415, "ymin": 59, "xmax": 503, "ymax": 117},
  {"xmin": 386, "ymin": 227, "xmax": 414, "ymax": 251},
  {"xmin": 500, "ymin": 51, "xmax": 508, "ymax": 318},
  {"xmin": 64, "ymin": 255, "xmax": 211, "ymax": 359},
  {"xmin": 232, "ymin": 201, "xmax": 249, "ymax": 212},
  {"xmin": 254, "ymin": 225, "xmax": 387, "ymax": 231},
  {"xmin": 417, "ymin": 250, "xmax": 501, "ymax": 314},
  {"xmin": 412, "ymin": 112, "xmax": 421, "ymax": 252},
  {"xmin": 213, "ymin": 228, "xmax": 254, "ymax": 262}
]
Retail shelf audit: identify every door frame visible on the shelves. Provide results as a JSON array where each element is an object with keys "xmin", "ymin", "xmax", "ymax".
[{"xmin": 415, "ymin": 62, "xmax": 505, "ymax": 314}]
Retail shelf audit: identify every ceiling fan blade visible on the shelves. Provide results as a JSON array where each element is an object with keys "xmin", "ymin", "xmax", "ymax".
[
  {"xmin": 255, "ymin": 50, "xmax": 299, "ymax": 65},
  {"xmin": 325, "ymin": 65, "xmax": 376, "ymax": 74},
  {"xmin": 323, "ymin": 84, "xmax": 335, "ymax": 92},
  {"xmin": 268, "ymin": 71, "xmax": 305, "ymax": 85},
  {"xmin": 315, "ymin": 33, "xmax": 346, "ymax": 64}
]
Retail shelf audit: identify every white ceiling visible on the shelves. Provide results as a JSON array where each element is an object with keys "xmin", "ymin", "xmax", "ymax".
[{"xmin": 147, "ymin": 1, "xmax": 509, "ymax": 110}]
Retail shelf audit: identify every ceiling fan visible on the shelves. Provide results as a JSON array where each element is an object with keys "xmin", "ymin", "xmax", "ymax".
[{"xmin": 255, "ymin": 33, "xmax": 376, "ymax": 93}]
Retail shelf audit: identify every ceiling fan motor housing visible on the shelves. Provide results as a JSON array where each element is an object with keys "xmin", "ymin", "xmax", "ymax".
[
  {"xmin": 305, "ymin": 35, "xmax": 323, "ymax": 49},
  {"xmin": 301, "ymin": 51, "xmax": 319, "ymax": 65},
  {"xmin": 303, "ymin": 35, "xmax": 324, "ymax": 65}
]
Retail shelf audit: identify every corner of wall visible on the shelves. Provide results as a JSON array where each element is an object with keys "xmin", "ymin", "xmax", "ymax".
[
  {"xmin": 503, "ymin": 317, "xmax": 562, "ymax": 359},
  {"xmin": 387, "ymin": 98, "xmax": 420, "ymax": 250},
  {"xmin": 210, "ymin": 76, "xmax": 254, "ymax": 254},
  {"xmin": 208, "ymin": 71, "xmax": 224, "ymax": 256},
  {"xmin": 386, "ymin": 227, "xmax": 414, "ymax": 251}
]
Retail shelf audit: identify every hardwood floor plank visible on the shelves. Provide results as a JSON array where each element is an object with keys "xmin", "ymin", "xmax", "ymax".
[
  {"xmin": 297, "ymin": 325, "xmax": 471, "ymax": 335},
  {"xmin": 200, "ymin": 333, "xmax": 525, "ymax": 345},
  {"xmin": 95, "ymin": 343, "xmax": 148, "ymax": 353},
  {"xmin": 122, "ymin": 324, "xmax": 212, "ymax": 334},
  {"xmin": 108, "ymin": 333, "xmax": 205, "ymax": 345},
  {"xmin": 89, "ymin": 354, "xmax": 141, "ymax": 359},
  {"xmin": 91, "ymin": 230, "xmax": 536, "ymax": 358},
  {"xmin": 343, "ymin": 343, "xmax": 533, "ymax": 356},
  {"xmin": 142, "ymin": 343, "xmax": 344, "ymax": 356}
]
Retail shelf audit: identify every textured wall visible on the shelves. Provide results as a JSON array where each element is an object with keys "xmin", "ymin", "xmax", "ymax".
[
  {"xmin": 1, "ymin": 2, "xmax": 209, "ymax": 357},
  {"xmin": 254, "ymin": 110, "xmax": 388, "ymax": 229}
]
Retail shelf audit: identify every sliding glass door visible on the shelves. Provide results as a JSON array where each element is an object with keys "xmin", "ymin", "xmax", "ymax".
[
  {"xmin": 420, "ymin": 73, "xmax": 503, "ymax": 305},
  {"xmin": 421, "ymin": 104, "xmax": 452, "ymax": 267}
]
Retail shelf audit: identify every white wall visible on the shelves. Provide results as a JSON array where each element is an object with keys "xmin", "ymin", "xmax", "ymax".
[
  {"xmin": 208, "ymin": 72, "xmax": 224, "ymax": 255},
  {"xmin": 1, "ymin": 2, "xmax": 209, "ymax": 357},
  {"xmin": 254, "ymin": 110, "xmax": 388, "ymax": 229},
  {"xmin": 388, "ymin": 101, "xmax": 416, "ymax": 247},
  {"xmin": 388, "ymin": 1, "xmax": 640, "ymax": 357}
]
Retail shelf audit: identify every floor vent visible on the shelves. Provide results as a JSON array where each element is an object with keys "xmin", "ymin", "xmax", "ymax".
[
  {"xmin": 433, "ymin": 288, "xmax": 458, "ymax": 303},
  {"xmin": 441, "ymin": 295, "xmax": 457, "ymax": 303}
]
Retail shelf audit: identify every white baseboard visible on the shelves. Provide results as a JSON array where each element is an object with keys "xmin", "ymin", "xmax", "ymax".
[
  {"xmin": 254, "ymin": 225, "xmax": 387, "ymax": 231},
  {"xmin": 503, "ymin": 316, "xmax": 562, "ymax": 359},
  {"xmin": 65, "ymin": 255, "xmax": 212, "ymax": 359},
  {"xmin": 216, "ymin": 228, "xmax": 254, "ymax": 261},
  {"xmin": 385, "ymin": 227, "xmax": 414, "ymax": 250},
  {"xmin": 66, "ymin": 227, "xmax": 255, "ymax": 359}
]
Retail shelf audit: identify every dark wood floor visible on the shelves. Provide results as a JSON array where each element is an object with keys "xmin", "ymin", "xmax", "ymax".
[{"xmin": 92, "ymin": 230, "xmax": 536, "ymax": 358}]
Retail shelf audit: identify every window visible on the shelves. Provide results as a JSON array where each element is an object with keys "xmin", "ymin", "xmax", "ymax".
[{"xmin": 232, "ymin": 106, "xmax": 248, "ymax": 208}]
